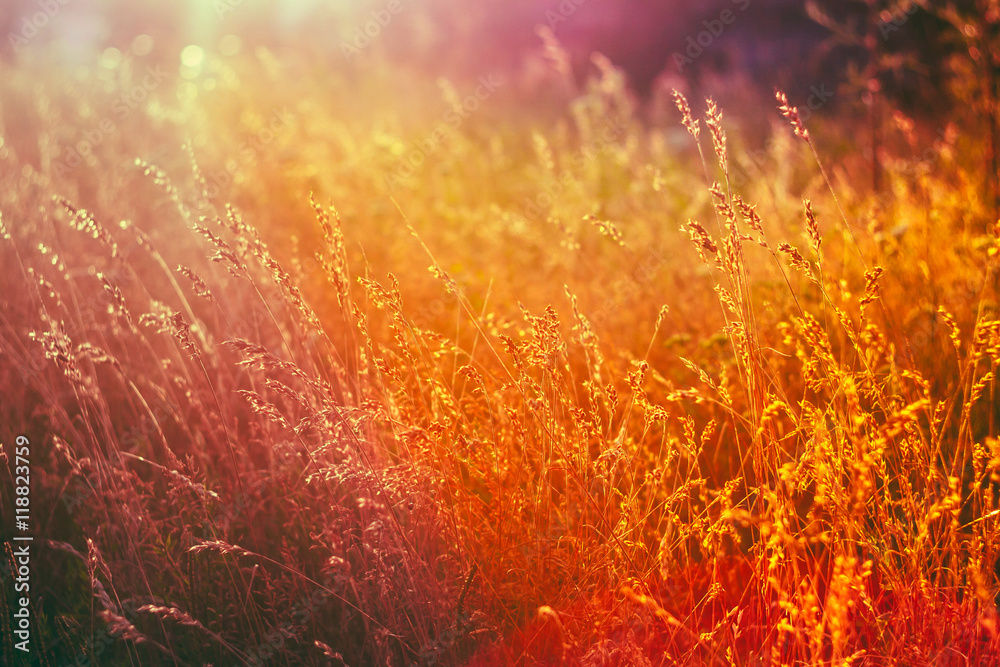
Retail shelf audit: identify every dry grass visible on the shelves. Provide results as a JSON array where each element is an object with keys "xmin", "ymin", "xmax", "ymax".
[{"xmin": 1, "ymin": 37, "xmax": 1000, "ymax": 667}]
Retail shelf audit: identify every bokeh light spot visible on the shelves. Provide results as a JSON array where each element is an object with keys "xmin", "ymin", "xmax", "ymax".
[
  {"xmin": 99, "ymin": 47, "xmax": 121, "ymax": 70},
  {"xmin": 180, "ymin": 44, "xmax": 205, "ymax": 68},
  {"xmin": 131, "ymin": 34, "xmax": 154, "ymax": 56}
]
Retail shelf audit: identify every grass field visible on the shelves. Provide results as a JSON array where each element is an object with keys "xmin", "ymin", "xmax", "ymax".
[{"xmin": 2, "ymin": 6, "xmax": 1000, "ymax": 665}]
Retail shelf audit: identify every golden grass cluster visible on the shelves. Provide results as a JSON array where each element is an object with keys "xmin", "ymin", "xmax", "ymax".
[{"xmin": 2, "ymin": 42, "xmax": 1000, "ymax": 666}]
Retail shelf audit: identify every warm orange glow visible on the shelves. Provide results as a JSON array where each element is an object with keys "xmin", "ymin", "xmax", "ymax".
[{"xmin": 2, "ymin": 1, "xmax": 1000, "ymax": 665}]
